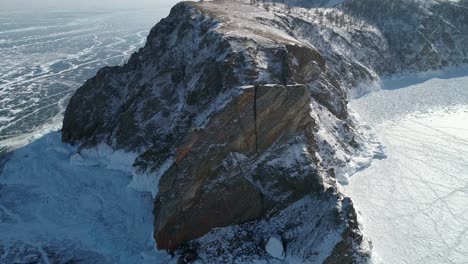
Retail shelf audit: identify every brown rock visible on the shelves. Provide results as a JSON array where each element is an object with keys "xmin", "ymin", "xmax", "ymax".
[{"xmin": 154, "ymin": 84, "xmax": 319, "ymax": 250}]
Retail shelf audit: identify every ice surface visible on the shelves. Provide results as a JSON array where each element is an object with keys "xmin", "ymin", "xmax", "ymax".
[
  {"xmin": 346, "ymin": 71, "xmax": 468, "ymax": 264},
  {"xmin": 0, "ymin": 132, "xmax": 173, "ymax": 263},
  {"xmin": 0, "ymin": 10, "xmax": 168, "ymax": 153}
]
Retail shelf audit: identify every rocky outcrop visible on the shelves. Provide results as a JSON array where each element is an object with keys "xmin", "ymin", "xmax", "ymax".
[
  {"xmin": 183, "ymin": 192, "xmax": 370, "ymax": 264},
  {"xmin": 61, "ymin": 0, "xmax": 468, "ymax": 262},
  {"xmin": 155, "ymin": 84, "xmax": 319, "ymax": 250}
]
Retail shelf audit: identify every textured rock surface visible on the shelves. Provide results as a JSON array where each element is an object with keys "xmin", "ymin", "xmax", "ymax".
[
  {"xmin": 183, "ymin": 192, "xmax": 371, "ymax": 264},
  {"xmin": 61, "ymin": 0, "xmax": 468, "ymax": 262},
  {"xmin": 155, "ymin": 84, "xmax": 318, "ymax": 250}
]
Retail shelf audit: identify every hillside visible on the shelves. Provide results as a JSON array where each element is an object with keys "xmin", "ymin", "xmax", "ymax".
[{"xmin": 60, "ymin": 0, "xmax": 468, "ymax": 263}]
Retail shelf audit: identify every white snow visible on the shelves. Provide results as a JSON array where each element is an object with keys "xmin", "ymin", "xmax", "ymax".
[
  {"xmin": 73, "ymin": 143, "xmax": 138, "ymax": 173},
  {"xmin": 266, "ymin": 143, "xmax": 308, "ymax": 170},
  {"xmin": 312, "ymin": 97, "xmax": 386, "ymax": 185},
  {"xmin": 265, "ymin": 237, "xmax": 286, "ymax": 260},
  {"xmin": 69, "ymin": 142, "xmax": 168, "ymax": 198},
  {"xmin": 345, "ymin": 70, "xmax": 468, "ymax": 264},
  {"xmin": 129, "ymin": 158, "xmax": 174, "ymax": 198},
  {"xmin": 0, "ymin": 132, "xmax": 172, "ymax": 263}
]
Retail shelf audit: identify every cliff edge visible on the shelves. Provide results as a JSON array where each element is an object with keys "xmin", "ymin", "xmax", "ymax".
[{"xmin": 62, "ymin": 0, "xmax": 468, "ymax": 262}]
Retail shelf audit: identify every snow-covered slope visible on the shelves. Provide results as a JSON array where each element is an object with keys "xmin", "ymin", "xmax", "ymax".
[{"xmin": 346, "ymin": 72, "xmax": 468, "ymax": 264}]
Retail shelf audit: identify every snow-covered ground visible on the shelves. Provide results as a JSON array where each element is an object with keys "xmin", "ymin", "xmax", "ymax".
[
  {"xmin": 0, "ymin": 132, "xmax": 174, "ymax": 263},
  {"xmin": 346, "ymin": 69, "xmax": 468, "ymax": 264}
]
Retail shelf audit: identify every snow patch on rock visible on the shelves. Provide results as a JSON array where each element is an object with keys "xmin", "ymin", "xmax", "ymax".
[
  {"xmin": 73, "ymin": 143, "xmax": 138, "ymax": 173},
  {"xmin": 265, "ymin": 237, "xmax": 286, "ymax": 260},
  {"xmin": 129, "ymin": 158, "xmax": 174, "ymax": 198}
]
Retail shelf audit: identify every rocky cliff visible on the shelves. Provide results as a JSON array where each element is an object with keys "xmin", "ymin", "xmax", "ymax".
[{"xmin": 62, "ymin": 0, "xmax": 468, "ymax": 263}]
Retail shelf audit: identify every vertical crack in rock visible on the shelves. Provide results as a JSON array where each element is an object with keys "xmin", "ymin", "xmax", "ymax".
[{"xmin": 254, "ymin": 84, "xmax": 259, "ymax": 154}]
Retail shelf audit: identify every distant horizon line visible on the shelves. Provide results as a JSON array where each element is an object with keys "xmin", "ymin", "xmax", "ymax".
[{"xmin": 0, "ymin": 6, "xmax": 174, "ymax": 13}]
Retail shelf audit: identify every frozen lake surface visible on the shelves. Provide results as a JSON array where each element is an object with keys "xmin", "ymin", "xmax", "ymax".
[
  {"xmin": 0, "ymin": 9, "xmax": 175, "ymax": 264},
  {"xmin": 0, "ymin": 132, "xmax": 172, "ymax": 263},
  {"xmin": 346, "ymin": 70, "xmax": 468, "ymax": 264},
  {"xmin": 0, "ymin": 10, "xmax": 168, "ymax": 152}
]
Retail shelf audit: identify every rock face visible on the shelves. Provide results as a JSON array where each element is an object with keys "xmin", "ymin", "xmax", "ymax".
[
  {"xmin": 155, "ymin": 84, "xmax": 319, "ymax": 250},
  {"xmin": 61, "ymin": 0, "xmax": 468, "ymax": 262}
]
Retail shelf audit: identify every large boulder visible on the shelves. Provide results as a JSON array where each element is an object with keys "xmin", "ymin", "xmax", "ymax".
[{"xmin": 154, "ymin": 84, "xmax": 320, "ymax": 250}]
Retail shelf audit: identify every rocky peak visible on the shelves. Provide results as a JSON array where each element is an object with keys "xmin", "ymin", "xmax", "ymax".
[{"xmin": 61, "ymin": 0, "xmax": 467, "ymax": 262}]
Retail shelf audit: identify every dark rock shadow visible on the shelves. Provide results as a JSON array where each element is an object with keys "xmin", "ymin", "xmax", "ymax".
[{"xmin": 0, "ymin": 150, "xmax": 12, "ymax": 176}]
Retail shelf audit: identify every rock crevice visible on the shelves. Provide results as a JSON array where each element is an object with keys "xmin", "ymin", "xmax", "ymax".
[{"xmin": 253, "ymin": 84, "xmax": 259, "ymax": 154}]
